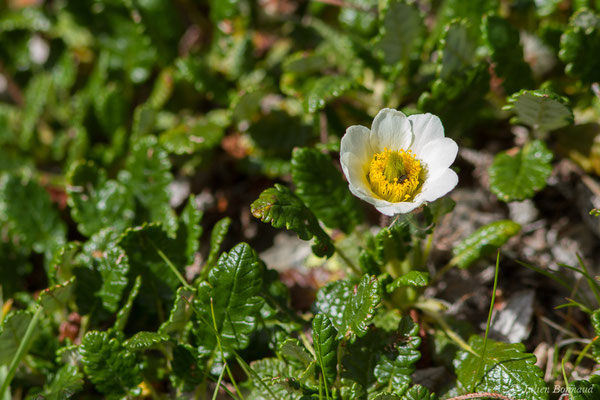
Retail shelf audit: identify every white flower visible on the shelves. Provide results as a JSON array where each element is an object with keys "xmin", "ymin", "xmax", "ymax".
[{"xmin": 340, "ymin": 108, "xmax": 458, "ymax": 216}]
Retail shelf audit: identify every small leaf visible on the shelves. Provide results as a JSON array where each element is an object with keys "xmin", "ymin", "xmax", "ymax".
[
  {"xmin": 312, "ymin": 314, "xmax": 339, "ymax": 385},
  {"xmin": 454, "ymin": 336, "xmax": 547, "ymax": 400},
  {"xmin": 205, "ymin": 217, "xmax": 231, "ymax": 269},
  {"xmin": 114, "ymin": 276, "xmax": 142, "ymax": 332},
  {"xmin": 159, "ymin": 119, "xmax": 224, "ymax": 155},
  {"xmin": 386, "ymin": 271, "xmax": 430, "ymax": 293},
  {"xmin": 38, "ymin": 278, "xmax": 75, "ymax": 314},
  {"xmin": 402, "ymin": 385, "xmax": 438, "ymax": 400},
  {"xmin": 303, "ymin": 75, "xmax": 356, "ymax": 113},
  {"xmin": 80, "ymin": 331, "xmax": 141, "ymax": 396},
  {"xmin": 124, "ymin": 331, "xmax": 170, "ymax": 351},
  {"xmin": 451, "ymin": 220, "xmax": 521, "ymax": 269},
  {"xmin": 159, "ymin": 287, "xmax": 195, "ymax": 339},
  {"xmin": 504, "ymin": 89, "xmax": 573, "ymax": 132},
  {"xmin": 195, "ymin": 243, "xmax": 264, "ymax": 351},
  {"xmin": 280, "ymin": 339, "xmax": 313, "ymax": 368},
  {"xmin": 41, "ymin": 364, "xmax": 84, "ymax": 400},
  {"xmin": 315, "ymin": 280, "xmax": 354, "ymax": 332},
  {"xmin": 342, "ymin": 275, "xmax": 381, "ymax": 339},
  {"xmin": 483, "ymin": 14, "xmax": 534, "ymax": 94},
  {"xmin": 0, "ymin": 311, "xmax": 35, "ymax": 365},
  {"xmin": 177, "ymin": 195, "xmax": 203, "ymax": 265},
  {"xmin": 291, "ymin": 147, "xmax": 362, "ymax": 234},
  {"xmin": 251, "ymin": 184, "xmax": 334, "ymax": 257},
  {"xmin": 438, "ymin": 19, "xmax": 477, "ymax": 80},
  {"xmin": 569, "ymin": 379, "xmax": 600, "ymax": 400},
  {"xmin": 374, "ymin": 0, "xmax": 424, "ymax": 64},
  {"xmin": 248, "ymin": 358, "xmax": 302, "ymax": 400},
  {"xmin": 489, "ymin": 140, "xmax": 553, "ymax": 202},
  {"xmin": 559, "ymin": 9, "xmax": 600, "ymax": 84}
]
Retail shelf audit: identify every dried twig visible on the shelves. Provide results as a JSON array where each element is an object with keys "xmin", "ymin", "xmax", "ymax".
[{"xmin": 444, "ymin": 393, "xmax": 522, "ymax": 400}]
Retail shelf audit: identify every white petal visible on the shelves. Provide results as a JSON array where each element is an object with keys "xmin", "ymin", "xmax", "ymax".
[
  {"xmin": 341, "ymin": 153, "xmax": 371, "ymax": 193},
  {"xmin": 374, "ymin": 201, "xmax": 422, "ymax": 216},
  {"xmin": 340, "ymin": 125, "xmax": 372, "ymax": 165},
  {"xmin": 419, "ymin": 137, "xmax": 458, "ymax": 174},
  {"xmin": 370, "ymin": 108, "xmax": 413, "ymax": 152},
  {"xmin": 408, "ymin": 113, "xmax": 445, "ymax": 154},
  {"xmin": 414, "ymin": 168, "xmax": 458, "ymax": 203}
]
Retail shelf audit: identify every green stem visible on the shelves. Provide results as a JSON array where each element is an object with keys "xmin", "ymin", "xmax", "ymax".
[
  {"xmin": 472, "ymin": 251, "xmax": 500, "ymax": 393},
  {"xmin": 0, "ymin": 306, "xmax": 43, "ymax": 398},
  {"xmin": 211, "ymin": 361, "xmax": 228, "ymax": 400},
  {"xmin": 152, "ymin": 242, "xmax": 194, "ymax": 291}
]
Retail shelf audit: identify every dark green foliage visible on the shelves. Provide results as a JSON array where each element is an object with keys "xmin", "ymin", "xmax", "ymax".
[
  {"xmin": 313, "ymin": 314, "xmax": 339, "ymax": 385},
  {"xmin": 560, "ymin": 9, "xmax": 600, "ymax": 83}
]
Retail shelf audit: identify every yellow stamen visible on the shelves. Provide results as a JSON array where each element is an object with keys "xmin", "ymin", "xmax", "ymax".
[{"xmin": 367, "ymin": 148, "xmax": 424, "ymax": 202}]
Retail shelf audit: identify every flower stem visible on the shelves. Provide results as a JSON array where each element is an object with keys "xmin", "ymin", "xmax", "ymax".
[{"xmin": 334, "ymin": 245, "xmax": 361, "ymax": 276}]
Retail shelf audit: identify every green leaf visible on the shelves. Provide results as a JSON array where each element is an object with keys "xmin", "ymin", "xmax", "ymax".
[
  {"xmin": 38, "ymin": 278, "xmax": 75, "ymax": 314},
  {"xmin": 569, "ymin": 379, "xmax": 600, "ymax": 400},
  {"xmin": 124, "ymin": 331, "xmax": 170, "ymax": 351},
  {"xmin": 303, "ymin": 75, "xmax": 357, "ymax": 113},
  {"xmin": 342, "ymin": 275, "xmax": 381, "ymax": 339},
  {"xmin": 21, "ymin": 72, "xmax": 52, "ymax": 149},
  {"xmin": 291, "ymin": 147, "xmax": 362, "ymax": 234},
  {"xmin": 67, "ymin": 161, "xmax": 134, "ymax": 237},
  {"xmin": 483, "ymin": 14, "xmax": 534, "ymax": 94},
  {"xmin": 205, "ymin": 217, "xmax": 231, "ymax": 269},
  {"xmin": 171, "ymin": 344, "xmax": 205, "ymax": 388},
  {"xmin": 159, "ymin": 287, "xmax": 195, "ymax": 339},
  {"xmin": 386, "ymin": 271, "xmax": 430, "ymax": 293},
  {"xmin": 504, "ymin": 89, "xmax": 574, "ymax": 132},
  {"xmin": 122, "ymin": 136, "xmax": 177, "ymax": 235},
  {"xmin": 489, "ymin": 140, "xmax": 553, "ymax": 202},
  {"xmin": 251, "ymin": 184, "xmax": 334, "ymax": 257},
  {"xmin": 114, "ymin": 276, "xmax": 142, "ymax": 332},
  {"xmin": 0, "ymin": 311, "xmax": 35, "ymax": 365},
  {"xmin": 374, "ymin": 0, "xmax": 424, "ymax": 65},
  {"xmin": 451, "ymin": 220, "xmax": 521, "ymax": 269},
  {"xmin": 159, "ymin": 119, "xmax": 224, "ymax": 155},
  {"xmin": 315, "ymin": 280, "xmax": 354, "ymax": 332},
  {"xmin": 559, "ymin": 9, "xmax": 600, "ymax": 84},
  {"xmin": 118, "ymin": 223, "xmax": 187, "ymax": 304},
  {"xmin": 84, "ymin": 245, "xmax": 130, "ymax": 313},
  {"xmin": 402, "ymin": 385, "xmax": 438, "ymax": 400},
  {"xmin": 454, "ymin": 336, "xmax": 547, "ymax": 400},
  {"xmin": 248, "ymin": 358, "xmax": 303, "ymax": 400},
  {"xmin": 177, "ymin": 195, "xmax": 203, "ymax": 265},
  {"xmin": 338, "ymin": 0, "xmax": 378, "ymax": 36},
  {"xmin": 80, "ymin": 331, "xmax": 141, "ymax": 397},
  {"xmin": 438, "ymin": 20, "xmax": 477, "ymax": 80},
  {"xmin": 280, "ymin": 339, "xmax": 313, "ymax": 368},
  {"xmin": 1, "ymin": 175, "xmax": 66, "ymax": 257},
  {"xmin": 39, "ymin": 364, "xmax": 83, "ymax": 400},
  {"xmin": 195, "ymin": 243, "xmax": 264, "ymax": 351},
  {"xmin": 312, "ymin": 314, "xmax": 339, "ymax": 385},
  {"xmin": 592, "ymin": 309, "xmax": 600, "ymax": 335}
]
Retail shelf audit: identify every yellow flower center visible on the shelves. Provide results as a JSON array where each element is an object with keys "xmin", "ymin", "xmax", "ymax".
[{"xmin": 367, "ymin": 148, "xmax": 424, "ymax": 202}]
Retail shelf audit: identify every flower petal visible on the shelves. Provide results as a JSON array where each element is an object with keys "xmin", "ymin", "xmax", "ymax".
[
  {"xmin": 370, "ymin": 108, "xmax": 413, "ymax": 152},
  {"xmin": 408, "ymin": 113, "xmax": 445, "ymax": 154},
  {"xmin": 419, "ymin": 137, "xmax": 458, "ymax": 174},
  {"xmin": 340, "ymin": 125, "xmax": 372, "ymax": 165},
  {"xmin": 374, "ymin": 200, "xmax": 422, "ymax": 216},
  {"xmin": 414, "ymin": 168, "xmax": 458, "ymax": 203}
]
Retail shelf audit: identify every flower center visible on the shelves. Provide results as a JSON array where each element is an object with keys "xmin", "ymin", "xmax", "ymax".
[{"xmin": 367, "ymin": 148, "xmax": 425, "ymax": 202}]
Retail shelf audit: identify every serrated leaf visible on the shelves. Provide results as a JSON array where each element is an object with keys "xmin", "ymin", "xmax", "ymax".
[
  {"xmin": 280, "ymin": 339, "xmax": 313, "ymax": 368},
  {"xmin": 505, "ymin": 89, "xmax": 573, "ymax": 132},
  {"xmin": 1, "ymin": 175, "xmax": 66, "ymax": 257},
  {"xmin": 38, "ymin": 278, "xmax": 75, "ymax": 314},
  {"xmin": 177, "ymin": 195, "xmax": 203, "ymax": 265},
  {"xmin": 80, "ymin": 331, "xmax": 141, "ymax": 397},
  {"xmin": 251, "ymin": 184, "xmax": 334, "ymax": 257},
  {"xmin": 0, "ymin": 311, "xmax": 34, "ymax": 365},
  {"xmin": 438, "ymin": 20, "xmax": 477, "ymax": 80},
  {"xmin": 114, "ymin": 276, "xmax": 142, "ymax": 332},
  {"xmin": 248, "ymin": 358, "xmax": 303, "ymax": 400},
  {"xmin": 86, "ymin": 246, "xmax": 130, "ymax": 313},
  {"xmin": 483, "ymin": 15, "xmax": 534, "ymax": 94},
  {"xmin": 195, "ymin": 243, "xmax": 264, "ymax": 351},
  {"xmin": 312, "ymin": 314, "xmax": 339, "ymax": 385},
  {"xmin": 374, "ymin": 0, "xmax": 424, "ymax": 64},
  {"xmin": 569, "ymin": 379, "xmax": 600, "ymax": 400},
  {"xmin": 118, "ymin": 223, "xmax": 187, "ymax": 305},
  {"xmin": 159, "ymin": 287, "xmax": 195, "ymax": 339},
  {"xmin": 386, "ymin": 271, "xmax": 430, "ymax": 293},
  {"xmin": 67, "ymin": 161, "xmax": 134, "ymax": 237},
  {"xmin": 122, "ymin": 136, "xmax": 177, "ymax": 235},
  {"xmin": 291, "ymin": 147, "xmax": 362, "ymax": 234},
  {"xmin": 124, "ymin": 331, "xmax": 170, "ymax": 351},
  {"xmin": 342, "ymin": 275, "xmax": 381, "ymax": 339},
  {"xmin": 315, "ymin": 280, "xmax": 354, "ymax": 332},
  {"xmin": 21, "ymin": 72, "xmax": 52, "ymax": 149},
  {"xmin": 303, "ymin": 75, "xmax": 356, "ymax": 113},
  {"xmin": 489, "ymin": 140, "xmax": 553, "ymax": 202},
  {"xmin": 454, "ymin": 336, "xmax": 547, "ymax": 400},
  {"xmin": 559, "ymin": 10, "xmax": 600, "ymax": 84},
  {"xmin": 402, "ymin": 385, "xmax": 438, "ymax": 400},
  {"xmin": 451, "ymin": 220, "xmax": 521, "ymax": 269},
  {"xmin": 205, "ymin": 217, "xmax": 231, "ymax": 269},
  {"xmin": 39, "ymin": 364, "xmax": 84, "ymax": 400}
]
